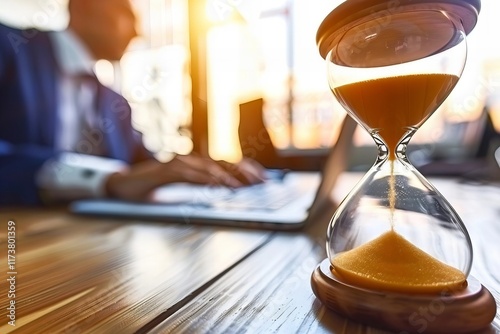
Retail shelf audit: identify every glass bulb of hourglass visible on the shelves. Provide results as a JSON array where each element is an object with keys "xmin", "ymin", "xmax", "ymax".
[{"xmin": 325, "ymin": 8, "xmax": 474, "ymax": 293}]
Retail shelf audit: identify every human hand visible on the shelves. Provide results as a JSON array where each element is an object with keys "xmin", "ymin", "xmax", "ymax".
[
  {"xmin": 105, "ymin": 154, "xmax": 266, "ymax": 201},
  {"xmin": 214, "ymin": 157, "xmax": 266, "ymax": 186}
]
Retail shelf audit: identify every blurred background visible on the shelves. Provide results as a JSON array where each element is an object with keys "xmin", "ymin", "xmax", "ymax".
[{"xmin": 1, "ymin": 0, "xmax": 499, "ymax": 175}]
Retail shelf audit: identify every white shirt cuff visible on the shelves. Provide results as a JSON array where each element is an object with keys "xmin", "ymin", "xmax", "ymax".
[{"xmin": 35, "ymin": 153, "xmax": 129, "ymax": 201}]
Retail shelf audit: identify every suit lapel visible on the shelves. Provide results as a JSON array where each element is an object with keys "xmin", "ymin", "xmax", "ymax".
[
  {"xmin": 32, "ymin": 31, "xmax": 58, "ymax": 147},
  {"xmin": 95, "ymin": 83, "xmax": 134, "ymax": 162}
]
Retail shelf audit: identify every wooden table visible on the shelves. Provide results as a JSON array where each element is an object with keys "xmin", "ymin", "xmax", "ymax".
[{"xmin": 1, "ymin": 173, "xmax": 499, "ymax": 334}]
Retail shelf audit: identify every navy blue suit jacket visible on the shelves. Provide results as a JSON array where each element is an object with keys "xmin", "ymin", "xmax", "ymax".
[{"xmin": 0, "ymin": 23, "xmax": 150, "ymax": 206}]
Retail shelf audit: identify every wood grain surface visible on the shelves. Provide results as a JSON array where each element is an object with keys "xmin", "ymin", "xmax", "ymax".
[
  {"xmin": 150, "ymin": 176, "xmax": 500, "ymax": 334},
  {"xmin": 0, "ymin": 174, "xmax": 499, "ymax": 334},
  {"xmin": 0, "ymin": 210, "xmax": 270, "ymax": 333}
]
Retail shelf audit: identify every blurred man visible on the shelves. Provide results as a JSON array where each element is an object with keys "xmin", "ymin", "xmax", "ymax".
[{"xmin": 0, "ymin": 0, "xmax": 263, "ymax": 206}]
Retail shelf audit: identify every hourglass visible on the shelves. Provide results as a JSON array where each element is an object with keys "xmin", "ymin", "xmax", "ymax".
[{"xmin": 310, "ymin": 0, "xmax": 496, "ymax": 332}]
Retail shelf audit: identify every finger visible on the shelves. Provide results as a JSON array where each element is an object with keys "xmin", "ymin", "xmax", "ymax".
[
  {"xmin": 175, "ymin": 155, "xmax": 243, "ymax": 187},
  {"xmin": 217, "ymin": 160, "xmax": 265, "ymax": 185},
  {"xmin": 236, "ymin": 159, "xmax": 266, "ymax": 183}
]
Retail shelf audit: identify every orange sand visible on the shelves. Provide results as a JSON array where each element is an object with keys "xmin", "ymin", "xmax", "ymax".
[
  {"xmin": 333, "ymin": 73, "xmax": 458, "ymax": 160},
  {"xmin": 332, "ymin": 230, "xmax": 466, "ymax": 294}
]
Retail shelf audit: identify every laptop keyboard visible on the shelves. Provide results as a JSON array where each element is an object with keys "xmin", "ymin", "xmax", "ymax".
[
  {"xmin": 209, "ymin": 182, "xmax": 301, "ymax": 211},
  {"xmin": 151, "ymin": 170, "xmax": 313, "ymax": 212}
]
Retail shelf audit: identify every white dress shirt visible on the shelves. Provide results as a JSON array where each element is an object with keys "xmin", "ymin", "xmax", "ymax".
[{"xmin": 35, "ymin": 30, "xmax": 128, "ymax": 202}]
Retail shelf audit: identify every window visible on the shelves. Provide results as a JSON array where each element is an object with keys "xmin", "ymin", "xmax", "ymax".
[
  {"xmin": 200, "ymin": 0, "xmax": 500, "ymax": 166},
  {"xmin": 121, "ymin": 0, "xmax": 192, "ymax": 161},
  {"xmin": 2, "ymin": 0, "xmax": 499, "ymax": 167}
]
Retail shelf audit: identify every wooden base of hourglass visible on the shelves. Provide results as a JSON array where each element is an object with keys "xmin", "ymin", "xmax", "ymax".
[{"xmin": 311, "ymin": 259, "xmax": 497, "ymax": 333}]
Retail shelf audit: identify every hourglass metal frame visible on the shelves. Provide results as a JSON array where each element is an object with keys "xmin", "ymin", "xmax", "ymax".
[{"xmin": 311, "ymin": 0, "xmax": 496, "ymax": 332}]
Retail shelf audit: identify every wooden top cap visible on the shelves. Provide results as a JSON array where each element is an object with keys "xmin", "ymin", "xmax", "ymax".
[{"xmin": 317, "ymin": 0, "xmax": 481, "ymax": 59}]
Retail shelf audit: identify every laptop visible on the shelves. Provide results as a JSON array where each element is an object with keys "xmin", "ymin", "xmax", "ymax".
[{"xmin": 69, "ymin": 115, "xmax": 357, "ymax": 230}]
